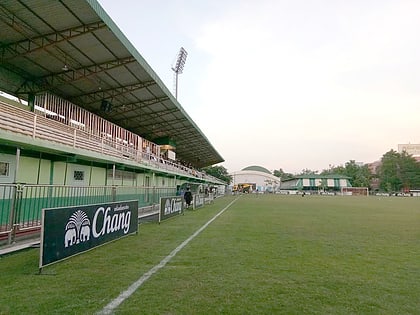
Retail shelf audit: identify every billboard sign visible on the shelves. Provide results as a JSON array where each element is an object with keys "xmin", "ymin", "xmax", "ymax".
[
  {"xmin": 40, "ymin": 200, "xmax": 138, "ymax": 268},
  {"xmin": 398, "ymin": 144, "xmax": 420, "ymax": 156},
  {"xmin": 194, "ymin": 194, "xmax": 204, "ymax": 209},
  {"xmin": 159, "ymin": 196, "xmax": 184, "ymax": 222}
]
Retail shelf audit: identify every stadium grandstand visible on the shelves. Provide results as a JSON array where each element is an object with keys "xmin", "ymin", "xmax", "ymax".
[{"xmin": 0, "ymin": 0, "xmax": 225, "ymax": 246}]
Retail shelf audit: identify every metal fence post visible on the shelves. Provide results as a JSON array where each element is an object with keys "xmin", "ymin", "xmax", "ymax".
[
  {"xmin": 7, "ymin": 184, "xmax": 23, "ymax": 245},
  {"xmin": 112, "ymin": 185, "xmax": 117, "ymax": 202}
]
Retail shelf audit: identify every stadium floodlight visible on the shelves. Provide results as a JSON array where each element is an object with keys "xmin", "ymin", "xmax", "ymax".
[{"xmin": 171, "ymin": 47, "xmax": 188, "ymax": 99}]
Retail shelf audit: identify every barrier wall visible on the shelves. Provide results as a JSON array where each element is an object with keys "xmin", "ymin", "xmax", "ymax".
[
  {"xmin": 0, "ymin": 184, "xmax": 175, "ymax": 245},
  {"xmin": 40, "ymin": 200, "xmax": 138, "ymax": 268}
]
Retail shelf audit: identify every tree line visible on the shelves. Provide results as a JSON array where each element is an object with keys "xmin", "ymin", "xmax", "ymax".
[
  {"xmin": 273, "ymin": 149, "xmax": 420, "ymax": 192},
  {"xmin": 203, "ymin": 149, "xmax": 419, "ymax": 192}
]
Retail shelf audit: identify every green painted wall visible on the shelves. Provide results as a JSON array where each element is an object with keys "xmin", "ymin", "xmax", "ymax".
[
  {"xmin": 17, "ymin": 156, "xmax": 47, "ymax": 184},
  {"xmin": 0, "ymin": 152, "xmax": 204, "ymax": 189},
  {"xmin": 136, "ymin": 173, "xmax": 144, "ymax": 186},
  {"xmin": 38, "ymin": 159, "xmax": 51, "ymax": 184},
  {"xmin": 121, "ymin": 175, "xmax": 135, "ymax": 186},
  {"xmin": 16, "ymin": 157, "xmax": 35, "ymax": 184},
  {"xmin": 111, "ymin": 174, "xmax": 122, "ymax": 186},
  {"xmin": 90, "ymin": 166, "xmax": 106, "ymax": 185},
  {"xmin": 53, "ymin": 162, "xmax": 66, "ymax": 185}
]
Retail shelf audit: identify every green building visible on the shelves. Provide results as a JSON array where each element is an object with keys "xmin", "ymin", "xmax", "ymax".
[{"xmin": 280, "ymin": 175, "xmax": 352, "ymax": 193}]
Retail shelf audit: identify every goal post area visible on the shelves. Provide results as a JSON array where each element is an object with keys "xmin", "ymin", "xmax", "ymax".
[{"xmin": 341, "ymin": 187, "xmax": 369, "ymax": 196}]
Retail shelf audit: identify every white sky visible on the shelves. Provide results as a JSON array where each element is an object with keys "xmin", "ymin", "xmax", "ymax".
[{"xmin": 99, "ymin": 0, "xmax": 420, "ymax": 174}]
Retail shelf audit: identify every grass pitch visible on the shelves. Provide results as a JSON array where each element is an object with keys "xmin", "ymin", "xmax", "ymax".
[{"xmin": 1, "ymin": 194, "xmax": 419, "ymax": 314}]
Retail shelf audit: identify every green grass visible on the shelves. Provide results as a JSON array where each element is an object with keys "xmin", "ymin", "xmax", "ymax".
[{"xmin": 1, "ymin": 195, "xmax": 420, "ymax": 314}]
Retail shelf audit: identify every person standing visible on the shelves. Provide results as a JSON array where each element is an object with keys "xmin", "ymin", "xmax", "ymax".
[{"xmin": 184, "ymin": 187, "xmax": 193, "ymax": 209}]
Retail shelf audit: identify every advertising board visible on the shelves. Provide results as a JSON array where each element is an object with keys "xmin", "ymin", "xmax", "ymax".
[
  {"xmin": 40, "ymin": 200, "xmax": 138, "ymax": 269},
  {"xmin": 194, "ymin": 194, "xmax": 204, "ymax": 209},
  {"xmin": 159, "ymin": 196, "xmax": 184, "ymax": 222}
]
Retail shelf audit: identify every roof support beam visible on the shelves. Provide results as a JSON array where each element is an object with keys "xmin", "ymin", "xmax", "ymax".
[
  {"xmin": 70, "ymin": 80, "xmax": 157, "ymax": 104},
  {"xmin": 34, "ymin": 56, "xmax": 136, "ymax": 88},
  {"xmin": 136, "ymin": 114, "xmax": 187, "ymax": 130},
  {"xmin": 114, "ymin": 96, "xmax": 168, "ymax": 111},
  {"xmin": 0, "ymin": 4, "xmax": 37, "ymax": 44},
  {"xmin": 13, "ymin": 56, "xmax": 137, "ymax": 95},
  {"xmin": 112, "ymin": 97, "xmax": 170, "ymax": 120},
  {"xmin": 0, "ymin": 20, "xmax": 107, "ymax": 61}
]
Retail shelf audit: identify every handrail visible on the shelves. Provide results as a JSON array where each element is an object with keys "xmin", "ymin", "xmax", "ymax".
[
  {"xmin": 0, "ymin": 100, "xmax": 222, "ymax": 183},
  {"xmin": 0, "ymin": 184, "xmax": 178, "ymax": 245}
]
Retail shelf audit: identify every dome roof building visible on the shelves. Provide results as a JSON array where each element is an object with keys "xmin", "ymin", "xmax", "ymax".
[
  {"xmin": 231, "ymin": 165, "xmax": 280, "ymax": 193},
  {"xmin": 241, "ymin": 165, "xmax": 272, "ymax": 174}
]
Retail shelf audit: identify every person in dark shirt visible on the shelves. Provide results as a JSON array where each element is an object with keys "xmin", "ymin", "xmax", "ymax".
[{"xmin": 184, "ymin": 187, "xmax": 193, "ymax": 209}]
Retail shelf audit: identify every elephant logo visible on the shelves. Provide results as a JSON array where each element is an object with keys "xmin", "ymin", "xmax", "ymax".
[
  {"xmin": 164, "ymin": 199, "xmax": 171, "ymax": 215},
  {"xmin": 64, "ymin": 210, "xmax": 91, "ymax": 248}
]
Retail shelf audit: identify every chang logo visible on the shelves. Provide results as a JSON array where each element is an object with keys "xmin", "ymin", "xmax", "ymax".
[
  {"xmin": 64, "ymin": 210, "xmax": 91, "ymax": 248},
  {"xmin": 164, "ymin": 198, "xmax": 182, "ymax": 215},
  {"xmin": 164, "ymin": 199, "xmax": 172, "ymax": 215}
]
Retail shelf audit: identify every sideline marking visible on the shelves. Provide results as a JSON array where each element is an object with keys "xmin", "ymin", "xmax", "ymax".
[{"xmin": 97, "ymin": 197, "xmax": 239, "ymax": 315}]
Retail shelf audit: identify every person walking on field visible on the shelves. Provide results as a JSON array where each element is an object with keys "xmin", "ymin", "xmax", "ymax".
[{"xmin": 184, "ymin": 187, "xmax": 193, "ymax": 209}]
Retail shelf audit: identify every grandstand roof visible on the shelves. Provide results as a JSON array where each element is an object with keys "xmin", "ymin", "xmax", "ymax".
[
  {"xmin": 241, "ymin": 165, "xmax": 272, "ymax": 174},
  {"xmin": 295, "ymin": 174, "xmax": 350, "ymax": 179},
  {"xmin": 0, "ymin": 0, "xmax": 223, "ymax": 168}
]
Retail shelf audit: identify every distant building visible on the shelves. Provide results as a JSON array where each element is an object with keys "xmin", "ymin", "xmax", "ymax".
[
  {"xmin": 231, "ymin": 166, "xmax": 280, "ymax": 193},
  {"xmin": 398, "ymin": 144, "xmax": 420, "ymax": 157},
  {"xmin": 367, "ymin": 160, "xmax": 381, "ymax": 175},
  {"xmin": 280, "ymin": 174, "xmax": 351, "ymax": 192}
]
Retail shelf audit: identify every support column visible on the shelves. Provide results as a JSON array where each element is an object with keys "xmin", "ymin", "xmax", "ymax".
[
  {"xmin": 14, "ymin": 147, "xmax": 20, "ymax": 183},
  {"xmin": 28, "ymin": 93, "xmax": 35, "ymax": 112}
]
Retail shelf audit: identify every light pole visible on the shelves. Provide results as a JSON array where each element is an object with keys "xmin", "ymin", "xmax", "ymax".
[{"xmin": 171, "ymin": 47, "xmax": 188, "ymax": 99}]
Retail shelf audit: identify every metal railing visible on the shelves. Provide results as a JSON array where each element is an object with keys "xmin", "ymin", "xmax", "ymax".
[
  {"xmin": 0, "ymin": 99, "xmax": 223, "ymax": 184},
  {"xmin": 0, "ymin": 184, "xmax": 176, "ymax": 245}
]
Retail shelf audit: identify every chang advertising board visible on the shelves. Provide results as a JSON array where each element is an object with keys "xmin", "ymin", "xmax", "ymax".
[
  {"xmin": 159, "ymin": 196, "xmax": 184, "ymax": 222},
  {"xmin": 194, "ymin": 194, "xmax": 204, "ymax": 209},
  {"xmin": 40, "ymin": 200, "xmax": 138, "ymax": 268}
]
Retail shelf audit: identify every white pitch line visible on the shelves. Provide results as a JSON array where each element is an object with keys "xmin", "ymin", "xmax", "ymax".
[{"xmin": 97, "ymin": 197, "xmax": 239, "ymax": 315}]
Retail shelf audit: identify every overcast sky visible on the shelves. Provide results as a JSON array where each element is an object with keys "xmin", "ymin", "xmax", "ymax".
[{"xmin": 99, "ymin": 0, "xmax": 420, "ymax": 174}]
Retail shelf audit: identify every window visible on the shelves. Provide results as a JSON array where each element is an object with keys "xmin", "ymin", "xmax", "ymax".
[
  {"xmin": 0, "ymin": 162, "xmax": 9, "ymax": 176},
  {"xmin": 74, "ymin": 170, "xmax": 85, "ymax": 181}
]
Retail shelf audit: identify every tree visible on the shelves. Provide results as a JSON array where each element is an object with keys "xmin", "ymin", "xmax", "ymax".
[
  {"xmin": 378, "ymin": 150, "xmax": 402, "ymax": 192},
  {"xmin": 202, "ymin": 165, "xmax": 232, "ymax": 184},
  {"xmin": 399, "ymin": 151, "xmax": 420, "ymax": 190},
  {"xmin": 298, "ymin": 168, "xmax": 318, "ymax": 175},
  {"xmin": 321, "ymin": 165, "xmax": 345, "ymax": 176},
  {"xmin": 321, "ymin": 160, "xmax": 371, "ymax": 188},
  {"xmin": 377, "ymin": 150, "xmax": 420, "ymax": 192},
  {"xmin": 273, "ymin": 168, "xmax": 293, "ymax": 180},
  {"xmin": 344, "ymin": 160, "xmax": 371, "ymax": 187}
]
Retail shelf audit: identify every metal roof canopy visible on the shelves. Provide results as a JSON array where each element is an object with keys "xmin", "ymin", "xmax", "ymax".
[{"xmin": 0, "ymin": 0, "xmax": 224, "ymax": 168}]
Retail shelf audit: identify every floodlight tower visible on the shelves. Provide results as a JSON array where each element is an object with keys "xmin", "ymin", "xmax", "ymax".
[{"xmin": 171, "ymin": 47, "xmax": 188, "ymax": 99}]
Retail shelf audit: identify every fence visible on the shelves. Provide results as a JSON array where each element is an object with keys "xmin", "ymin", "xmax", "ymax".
[{"xmin": 0, "ymin": 184, "xmax": 176, "ymax": 245}]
